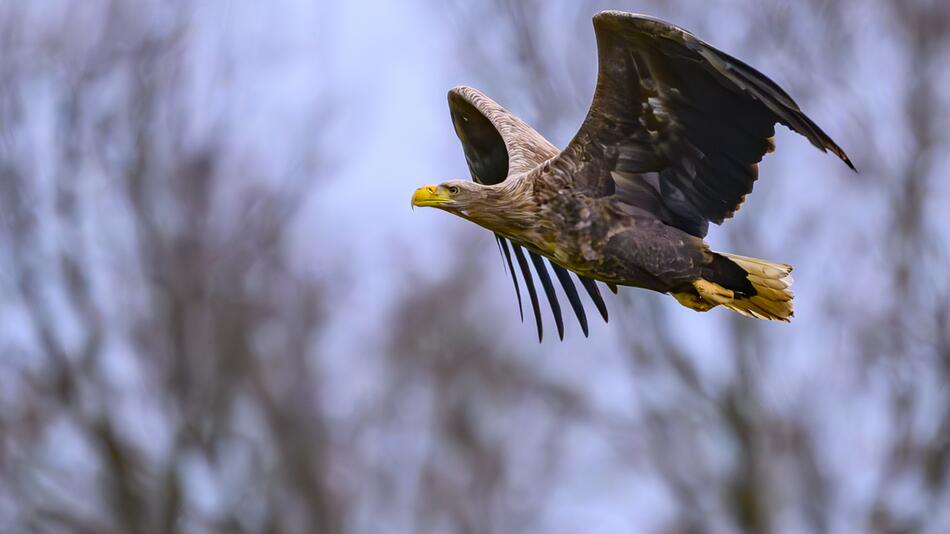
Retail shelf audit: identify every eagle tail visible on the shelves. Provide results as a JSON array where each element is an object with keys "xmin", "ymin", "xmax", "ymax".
[{"xmin": 691, "ymin": 253, "xmax": 795, "ymax": 322}]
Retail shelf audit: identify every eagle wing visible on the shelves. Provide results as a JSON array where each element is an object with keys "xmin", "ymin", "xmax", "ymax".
[
  {"xmin": 448, "ymin": 86, "xmax": 609, "ymax": 341},
  {"xmin": 548, "ymin": 12, "xmax": 853, "ymax": 238}
]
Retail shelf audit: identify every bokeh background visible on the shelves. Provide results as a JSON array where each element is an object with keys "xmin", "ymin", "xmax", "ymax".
[{"xmin": 1, "ymin": 0, "xmax": 949, "ymax": 532}]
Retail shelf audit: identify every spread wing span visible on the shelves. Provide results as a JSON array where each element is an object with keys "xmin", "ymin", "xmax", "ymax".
[{"xmin": 550, "ymin": 12, "xmax": 854, "ymax": 238}]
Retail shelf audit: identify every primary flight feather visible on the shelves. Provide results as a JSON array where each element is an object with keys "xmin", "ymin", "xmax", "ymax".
[{"xmin": 412, "ymin": 11, "xmax": 853, "ymax": 341}]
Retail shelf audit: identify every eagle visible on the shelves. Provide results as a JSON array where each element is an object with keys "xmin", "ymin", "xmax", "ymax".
[{"xmin": 412, "ymin": 11, "xmax": 853, "ymax": 341}]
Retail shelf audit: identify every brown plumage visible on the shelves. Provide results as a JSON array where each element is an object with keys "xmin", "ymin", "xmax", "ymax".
[{"xmin": 412, "ymin": 11, "xmax": 854, "ymax": 340}]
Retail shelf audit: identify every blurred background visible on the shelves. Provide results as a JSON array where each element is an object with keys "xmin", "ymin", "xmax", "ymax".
[{"xmin": 1, "ymin": 0, "xmax": 949, "ymax": 532}]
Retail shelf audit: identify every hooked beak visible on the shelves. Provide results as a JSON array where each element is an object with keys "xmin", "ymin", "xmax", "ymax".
[{"xmin": 411, "ymin": 185, "xmax": 452, "ymax": 209}]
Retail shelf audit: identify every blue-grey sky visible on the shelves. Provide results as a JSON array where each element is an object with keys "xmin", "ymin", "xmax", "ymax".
[{"xmin": 2, "ymin": 0, "xmax": 949, "ymax": 531}]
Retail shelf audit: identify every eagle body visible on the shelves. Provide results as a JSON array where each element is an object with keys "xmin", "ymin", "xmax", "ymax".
[
  {"xmin": 493, "ymin": 168, "xmax": 738, "ymax": 297},
  {"xmin": 412, "ymin": 11, "xmax": 854, "ymax": 340}
]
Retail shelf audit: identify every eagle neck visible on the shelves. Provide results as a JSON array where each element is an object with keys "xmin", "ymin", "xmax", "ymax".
[{"xmin": 468, "ymin": 175, "xmax": 538, "ymax": 235}]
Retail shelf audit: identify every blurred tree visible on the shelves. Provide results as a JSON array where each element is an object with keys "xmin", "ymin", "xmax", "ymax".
[
  {"xmin": 0, "ymin": 0, "xmax": 948, "ymax": 533},
  {"xmin": 0, "ymin": 2, "xmax": 340, "ymax": 532}
]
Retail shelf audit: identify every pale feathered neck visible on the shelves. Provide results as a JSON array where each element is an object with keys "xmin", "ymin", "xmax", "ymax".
[{"xmin": 459, "ymin": 175, "xmax": 538, "ymax": 236}]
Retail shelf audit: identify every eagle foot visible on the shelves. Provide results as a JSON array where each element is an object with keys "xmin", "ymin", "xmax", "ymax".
[{"xmin": 671, "ymin": 289, "xmax": 716, "ymax": 312}]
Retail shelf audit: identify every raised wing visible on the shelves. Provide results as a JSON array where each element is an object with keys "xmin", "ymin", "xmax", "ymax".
[
  {"xmin": 549, "ymin": 12, "xmax": 853, "ymax": 238},
  {"xmin": 448, "ymin": 86, "xmax": 609, "ymax": 341}
]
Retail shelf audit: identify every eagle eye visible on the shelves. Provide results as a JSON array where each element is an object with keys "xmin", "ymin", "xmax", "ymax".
[{"xmin": 447, "ymin": 186, "xmax": 461, "ymax": 195}]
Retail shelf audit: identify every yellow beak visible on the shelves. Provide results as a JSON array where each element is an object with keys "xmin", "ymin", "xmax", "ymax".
[{"xmin": 411, "ymin": 185, "xmax": 452, "ymax": 208}]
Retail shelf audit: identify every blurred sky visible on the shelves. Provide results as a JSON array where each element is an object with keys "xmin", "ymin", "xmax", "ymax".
[{"xmin": 3, "ymin": 0, "xmax": 950, "ymax": 531}]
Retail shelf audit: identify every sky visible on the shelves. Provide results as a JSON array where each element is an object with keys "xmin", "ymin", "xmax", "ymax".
[{"xmin": 3, "ymin": 0, "xmax": 950, "ymax": 531}]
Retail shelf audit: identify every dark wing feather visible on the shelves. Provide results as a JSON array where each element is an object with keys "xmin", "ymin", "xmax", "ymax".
[
  {"xmin": 552, "ymin": 264, "xmax": 590, "ymax": 337},
  {"xmin": 529, "ymin": 252, "xmax": 565, "ymax": 340},
  {"xmin": 512, "ymin": 245, "xmax": 544, "ymax": 343},
  {"xmin": 448, "ymin": 86, "xmax": 609, "ymax": 340},
  {"xmin": 579, "ymin": 276, "xmax": 609, "ymax": 322},
  {"xmin": 548, "ymin": 12, "xmax": 853, "ymax": 238},
  {"xmin": 496, "ymin": 236, "xmax": 523, "ymax": 322}
]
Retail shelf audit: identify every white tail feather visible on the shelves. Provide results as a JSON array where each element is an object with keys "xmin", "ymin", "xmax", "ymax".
[{"xmin": 718, "ymin": 253, "xmax": 794, "ymax": 321}]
